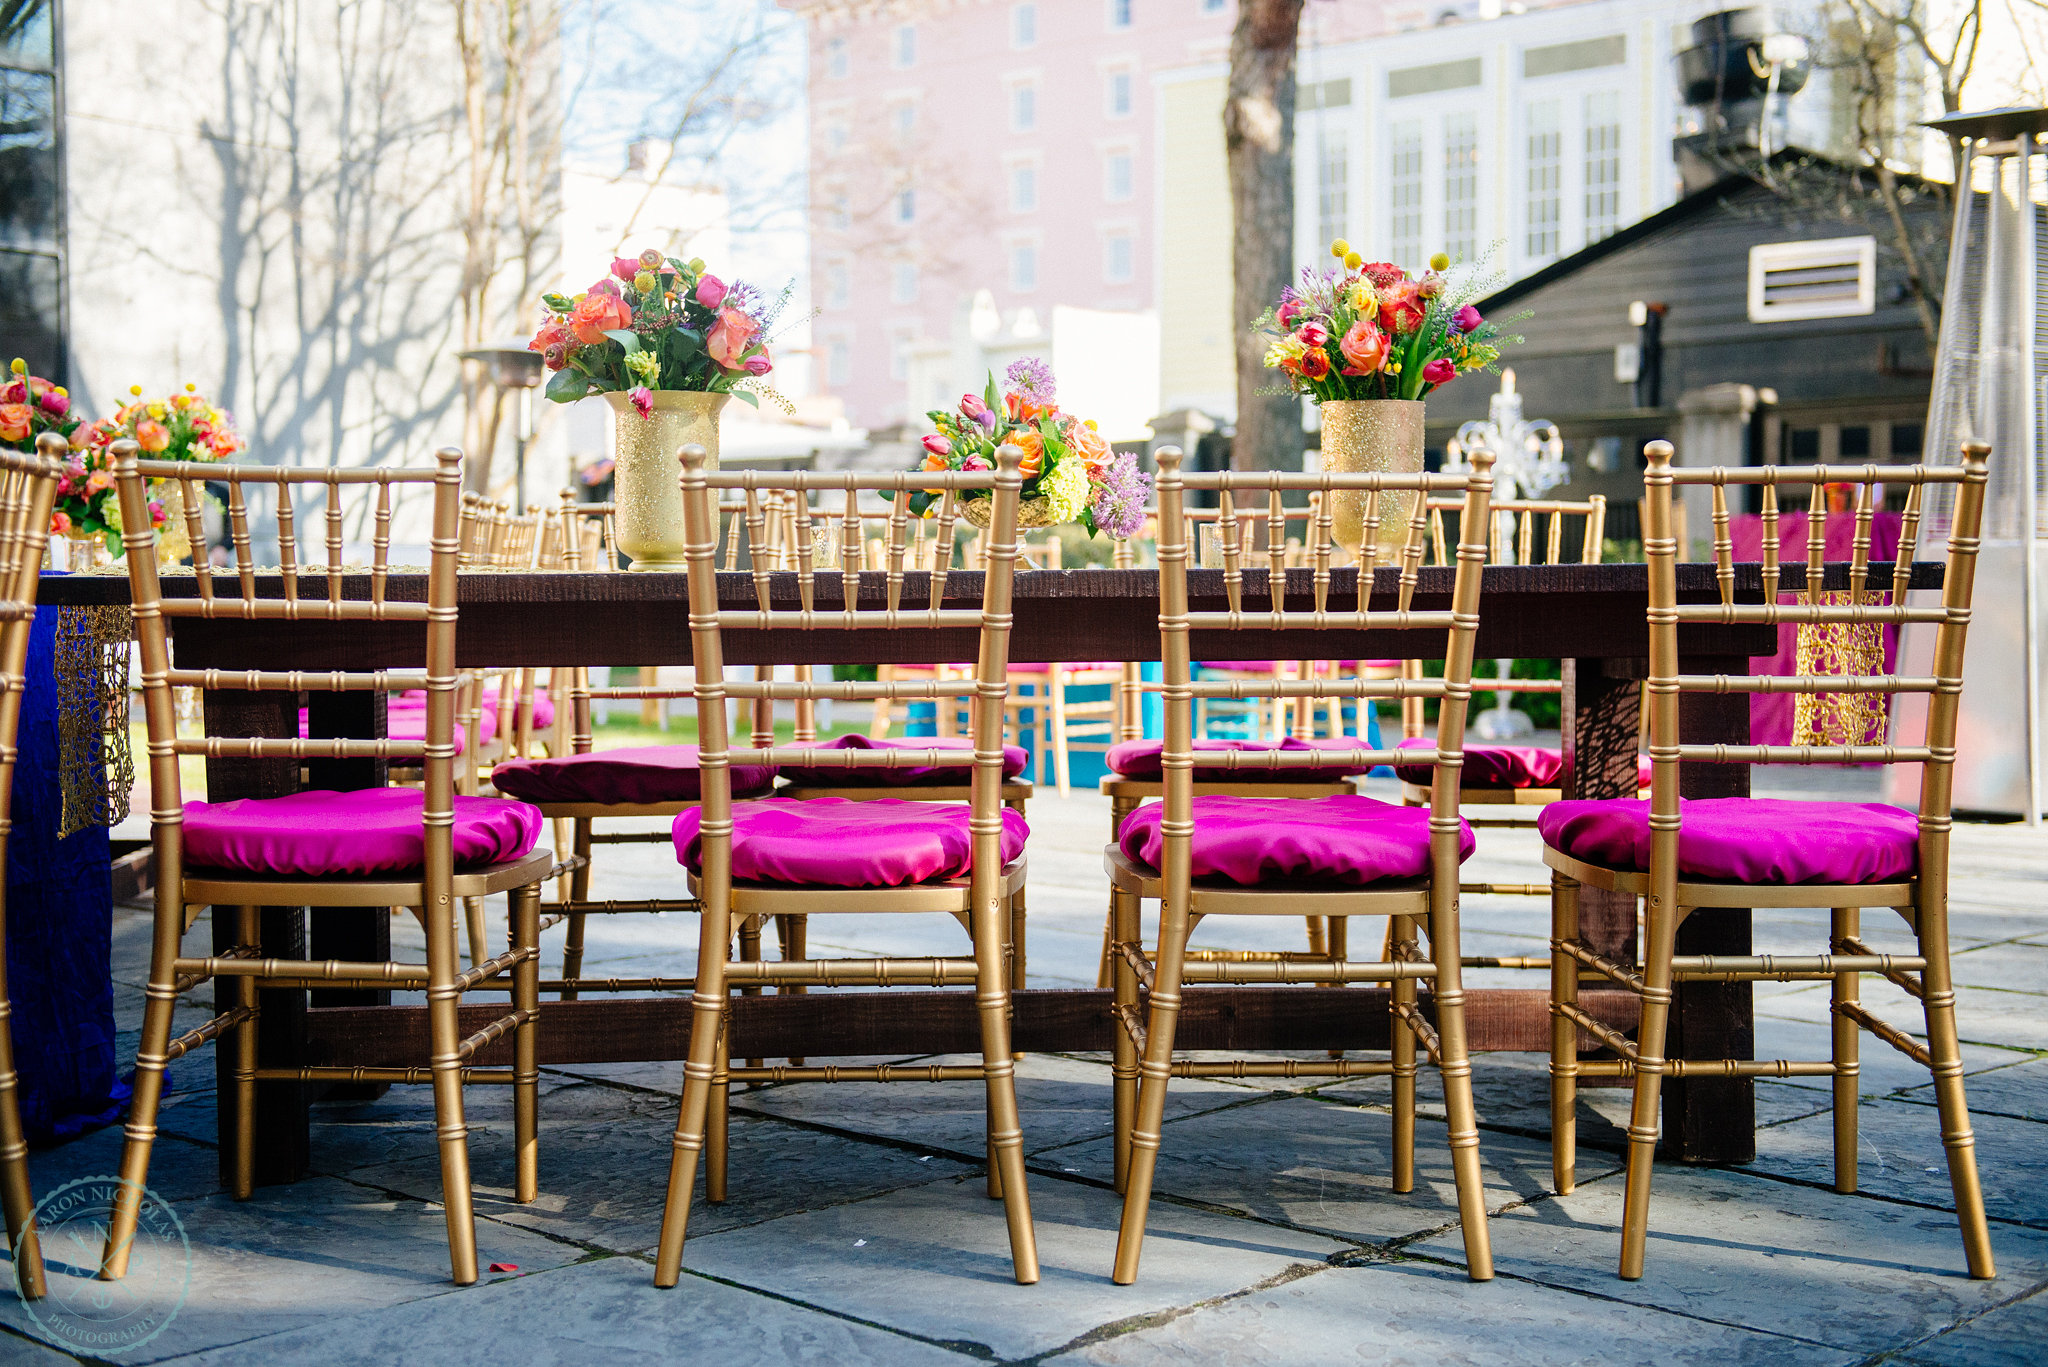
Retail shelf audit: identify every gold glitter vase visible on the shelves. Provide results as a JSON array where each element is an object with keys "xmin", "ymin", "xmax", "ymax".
[
  {"xmin": 1319, "ymin": 398, "xmax": 1425, "ymax": 555},
  {"xmin": 605, "ymin": 389, "xmax": 728, "ymax": 571}
]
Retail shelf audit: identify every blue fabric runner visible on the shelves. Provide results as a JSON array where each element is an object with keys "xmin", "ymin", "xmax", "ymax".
[{"xmin": 9, "ymin": 602, "xmax": 125, "ymax": 1145}]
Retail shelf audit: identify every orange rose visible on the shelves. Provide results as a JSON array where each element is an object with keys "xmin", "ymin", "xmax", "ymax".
[
  {"xmin": 0, "ymin": 403, "xmax": 29, "ymax": 444},
  {"xmin": 135, "ymin": 419, "xmax": 170, "ymax": 453},
  {"xmin": 569, "ymin": 291, "xmax": 633, "ymax": 344},
  {"xmin": 1008, "ymin": 429, "xmax": 1044, "ymax": 480},
  {"xmin": 1066, "ymin": 418, "xmax": 1112, "ymax": 479}
]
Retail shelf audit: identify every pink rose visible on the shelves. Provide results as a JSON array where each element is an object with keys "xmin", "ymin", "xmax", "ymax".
[
  {"xmin": 1297, "ymin": 321, "xmax": 1328, "ymax": 349},
  {"xmin": 48, "ymin": 510, "xmax": 70, "ymax": 536},
  {"xmin": 744, "ymin": 351, "xmax": 773, "ymax": 377},
  {"xmin": 705, "ymin": 309, "xmax": 761, "ymax": 368},
  {"xmin": 1337, "ymin": 321, "xmax": 1390, "ymax": 376},
  {"xmin": 629, "ymin": 385, "xmax": 653, "ymax": 419},
  {"xmin": 1421, "ymin": 357, "xmax": 1457, "ymax": 386},
  {"xmin": 611, "ymin": 257, "xmax": 639, "ymax": 281},
  {"xmin": 695, "ymin": 275, "xmax": 727, "ymax": 309},
  {"xmin": 922, "ymin": 434, "xmax": 952, "ymax": 457},
  {"xmin": 38, "ymin": 389, "xmax": 67, "ymax": 417}
]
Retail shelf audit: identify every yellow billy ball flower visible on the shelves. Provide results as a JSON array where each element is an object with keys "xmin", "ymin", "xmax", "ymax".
[
  {"xmin": 1343, "ymin": 251, "xmax": 1363, "ymax": 271},
  {"xmin": 129, "ymin": 384, "xmax": 143, "ymax": 396},
  {"xmin": 1429, "ymin": 252, "xmax": 1450, "ymax": 272},
  {"xmin": 8, "ymin": 358, "xmax": 23, "ymax": 376},
  {"xmin": 185, "ymin": 381, "xmax": 198, "ymax": 392},
  {"xmin": 1329, "ymin": 238, "xmax": 1351, "ymax": 259}
]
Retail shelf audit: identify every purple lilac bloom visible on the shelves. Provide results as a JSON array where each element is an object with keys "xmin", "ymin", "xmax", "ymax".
[
  {"xmin": 1090, "ymin": 451, "xmax": 1152, "ymax": 540},
  {"xmin": 1005, "ymin": 356, "xmax": 1056, "ymax": 405}
]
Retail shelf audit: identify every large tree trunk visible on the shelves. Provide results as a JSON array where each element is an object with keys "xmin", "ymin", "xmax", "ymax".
[{"xmin": 1224, "ymin": 0, "xmax": 1304, "ymax": 473}]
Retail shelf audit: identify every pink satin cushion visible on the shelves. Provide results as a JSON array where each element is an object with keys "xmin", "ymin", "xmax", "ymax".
[
  {"xmin": 183, "ymin": 788, "xmax": 542, "ymax": 875},
  {"xmin": 776, "ymin": 734, "xmax": 1027, "ymax": 787},
  {"xmin": 1538, "ymin": 798, "xmax": 1920, "ymax": 884},
  {"xmin": 297, "ymin": 700, "xmax": 472, "ymax": 755},
  {"xmin": 1118, "ymin": 794, "xmax": 1472, "ymax": 887},
  {"xmin": 1010, "ymin": 662, "xmax": 1120, "ymax": 673},
  {"xmin": 486, "ymin": 684, "xmax": 555, "ymax": 733},
  {"xmin": 492, "ymin": 745, "xmax": 777, "ymax": 805},
  {"xmin": 673, "ymin": 797, "xmax": 1029, "ymax": 887},
  {"xmin": 1107, "ymin": 736, "xmax": 1374, "ymax": 782},
  {"xmin": 1395, "ymin": 737, "xmax": 1565, "ymax": 789}
]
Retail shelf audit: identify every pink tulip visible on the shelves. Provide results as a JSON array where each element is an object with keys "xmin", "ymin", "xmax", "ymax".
[
  {"xmin": 629, "ymin": 385, "xmax": 653, "ymax": 419},
  {"xmin": 1297, "ymin": 321, "xmax": 1328, "ymax": 349},
  {"xmin": 959, "ymin": 393, "xmax": 989, "ymax": 422},
  {"xmin": 960, "ymin": 454, "xmax": 991, "ymax": 472},
  {"xmin": 922, "ymin": 434, "xmax": 952, "ymax": 457},
  {"xmin": 1421, "ymin": 357, "xmax": 1457, "ymax": 386},
  {"xmin": 611, "ymin": 257, "xmax": 639, "ymax": 281},
  {"xmin": 1277, "ymin": 299, "xmax": 1302, "ymax": 328},
  {"xmin": 744, "ymin": 351, "xmax": 773, "ymax": 376},
  {"xmin": 1451, "ymin": 305, "xmax": 1482, "ymax": 334},
  {"xmin": 695, "ymin": 275, "xmax": 727, "ymax": 309}
]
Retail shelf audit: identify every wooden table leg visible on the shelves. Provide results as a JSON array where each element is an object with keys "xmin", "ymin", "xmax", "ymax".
[
  {"xmin": 1562, "ymin": 659, "xmax": 1641, "ymax": 967},
  {"xmin": 202, "ymin": 688, "xmax": 309, "ymax": 1188},
  {"xmin": 1668, "ymin": 654, "xmax": 1754, "ymax": 1164}
]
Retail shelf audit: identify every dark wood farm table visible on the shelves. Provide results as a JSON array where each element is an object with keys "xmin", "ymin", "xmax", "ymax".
[{"xmin": 56, "ymin": 561, "xmax": 1911, "ymax": 1187}]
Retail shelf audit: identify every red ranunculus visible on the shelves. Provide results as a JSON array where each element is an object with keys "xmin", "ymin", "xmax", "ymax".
[{"xmin": 1299, "ymin": 347, "xmax": 1331, "ymax": 382}]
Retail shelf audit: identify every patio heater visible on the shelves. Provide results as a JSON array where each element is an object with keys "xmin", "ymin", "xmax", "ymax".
[
  {"xmin": 458, "ymin": 343, "xmax": 546, "ymax": 510},
  {"xmin": 1444, "ymin": 369, "xmax": 1568, "ymax": 740},
  {"xmin": 1890, "ymin": 108, "xmax": 2048, "ymax": 821}
]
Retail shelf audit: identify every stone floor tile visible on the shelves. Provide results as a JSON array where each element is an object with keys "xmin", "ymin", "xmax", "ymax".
[
  {"xmin": 165, "ymin": 1254, "xmax": 975, "ymax": 1366},
  {"xmin": 680, "ymin": 1171, "xmax": 1345, "ymax": 1360},
  {"xmin": 1410, "ymin": 1164, "xmax": 2048, "ymax": 1351},
  {"xmin": 1749, "ymin": 1014, "xmax": 2031, "ymax": 1097},
  {"xmin": 344, "ymin": 1080, "xmax": 972, "ymax": 1255},
  {"xmin": 1041, "ymin": 1092, "xmax": 1600, "ymax": 1247},
  {"xmin": 1895, "ymin": 1056, "xmax": 2048, "ymax": 1123},
  {"xmin": 1895, "ymin": 1285, "xmax": 2048, "ymax": 1367},
  {"xmin": 0, "ymin": 1177, "xmax": 580, "ymax": 1364},
  {"xmin": 1946, "ymin": 941, "xmax": 2048, "ymax": 995},
  {"xmin": 0, "ymin": 1328, "xmax": 82, "ymax": 1364},
  {"xmin": 25, "ymin": 1095, "xmax": 223, "ymax": 1209},
  {"xmin": 1047, "ymin": 1259, "xmax": 1855, "ymax": 1367},
  {"xmin": 1741, "ymin": 1097, "xmax": 2048, "ymax": 1228},
  {"xmin": 1755, "ymin": 982, "xmax": 2048, "ymax": 1055}
]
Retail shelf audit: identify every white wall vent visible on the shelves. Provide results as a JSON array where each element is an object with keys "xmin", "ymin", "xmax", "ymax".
[{"xmin": 1747, "ymin": 236, "xmax": 1877, "ymax": 323}]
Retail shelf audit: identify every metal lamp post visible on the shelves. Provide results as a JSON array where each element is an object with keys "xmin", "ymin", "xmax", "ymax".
[{"xmin": 459, "ymin": 344, "xmax": 546, "ymax": 510}]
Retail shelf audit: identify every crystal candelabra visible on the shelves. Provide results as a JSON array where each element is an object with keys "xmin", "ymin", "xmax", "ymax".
[{"xmin": 1443, "ymin": 369, "xmax": 1568, "ymax": 741}]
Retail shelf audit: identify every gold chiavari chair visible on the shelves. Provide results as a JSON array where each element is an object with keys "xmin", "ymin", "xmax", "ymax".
[
  {"xmin": 1107, "ymin": 446, "xmax": 1496, "ymax": 1285},
  {"xmin": 1544, "ymin": 440, "xmax": 1995, "ymax": 1281},
  {"xmin": 102, "ymin": 443, "xmax": 554, "ymax": 1287},
  {"xmin": 0, "ymin": 437, "xmax": 64, "ymax": 1299},
  {"xmin": 654, "ymin": 443, "xmax": 1038, "ymax": 1287}
]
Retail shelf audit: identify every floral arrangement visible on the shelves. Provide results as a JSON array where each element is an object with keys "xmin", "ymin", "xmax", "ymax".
[
  {"xmin": 0, "ymin": 357, "xmax": 80, "ymax": 456},
  {"xmin": 529, "ymin": 249, "xmax": 787, "ymax": 416},
  {"xmin": 1256, "ymin": 240, "xmax": 1518, "ymax": 402},
  {"xmin": 905, "ymin": 358, "xmax": 1149, "ymax": 537},
  {"xmin": 65, "ymin": 384, "xmax": 243, "ymax": 555}
]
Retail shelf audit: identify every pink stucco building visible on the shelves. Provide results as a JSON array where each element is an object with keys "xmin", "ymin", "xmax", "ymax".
[{"xmin": 785, "ymin": 1, "xmax": 1394, "ymax": 431}]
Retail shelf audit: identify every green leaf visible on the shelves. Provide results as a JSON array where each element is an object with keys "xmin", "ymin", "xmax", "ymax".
[
  {"xmin": 983, "ymin": 372, "xmax": 1001, "ymax": 413},
  {"xmin": 540, "ymin": 293, "xmax": 573, "ymax": 312},
  {"xmin": 909, "ymin": 491, "xmax": 933, "ymax": 517},
  {"xmin": 604, "ymin": 329, "xmax": 641, "ymax": 355},
  {"xmin": 544, "ymin": 368, "xmax": 589, "ymax": 403},
  {"xmin": 731, "ymin": 388, "xmax": 760, "ymax": 408}
]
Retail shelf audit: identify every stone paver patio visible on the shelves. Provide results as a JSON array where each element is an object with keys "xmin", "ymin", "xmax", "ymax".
[{"xmin": 5, "ymin": 771, "xmax": 2046, "ymax": 1364}]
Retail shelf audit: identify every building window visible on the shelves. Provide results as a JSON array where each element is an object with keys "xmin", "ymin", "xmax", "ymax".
[
  {"xmin": 827, "ymin": 190, "xmax": 851, "ymax": 232},
  {"xmin": 1747, "ymin": 236, "xmax": 1877, "ymax": 322},
  {"xmin": 1010, "ymin": 162, "xmax": 1038, "ymax": 212},
  {"xmin": 891, "ymin": 261, "xmax": 919, "ymax": 305},
  {"xmin": 1443, "ymin": 113, "xmax": 1477, "ymax": 265},
  {"xmin": 825, "ymin": 260, "xmax": 850, "ymax": 310},
  {"xmin": 893, "ymin": 24, "xmax": 916, "ymax": 68},
  {"xmin": 827, "ymin": 337, "xmax": 851, "ymax": 387},
  {"xmin": 1389, "ymin": 121, "xmax": 1423, "ymax": 273},
  {"xmin": 1104, "ymin": 231, "xmax": 1134, "ymax": 284},
  {"xmin": 0, "ymin": 0, "xmax": 66, "ymax": 383},
  {"xmin": 894, "ymin": 187, "xmax": 916, "ymax": 225},
  {"xmin": 1106, "ymin": 68, "xmax": 1133, "ymax": 118},
  {"xmin": 1012, "ymin": 3, "xmax": 1036, "ymax": 47},
  {"xmin": 1583, "ymin": 91, "xmax": 1622, "ymax": 244},
  {"xmin": 891, "ymin": 101, "xmax": 915, "ymax": 143},
  {"xmin": 1011, "ymin": 81, "xmax": 1037, "ymax": 132},
  {"xmin": 889, "ymin": 327, "xmax": 914, "ymax": 382},
  {"xmin": 1010, "ymin": 241, "xmax": 1038, "ymax": 292},
  {"xmin": 1525, "ymin": 100, "xmax": 1562, "ymax": 262},
  {"xmin": 825, "ymin": 36, "xmax": 848, "ymax": 79},
  {"xmin": 823, "ymin": 114, "xmax": 849, "ymax": 155},
  {"xmin": 1204, "ymin": 0, "xmax": 1227, "ymax": 9},
  {"xmin": 1104, "ymin": 149, "xmax": 1134, "ymax": 202},
  {"xmin": 1108, "ymin": 0, "xmax": 1132, "ymax": 29},
  {"xmin": 1315, "ymin": 128, "xmax": 1349, "ymax": 251}
]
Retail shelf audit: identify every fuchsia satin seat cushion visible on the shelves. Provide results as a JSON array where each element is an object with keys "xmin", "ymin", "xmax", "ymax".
[
  {"xmin": 492, "ymin": 745, "xmax": 777, "ymax": 805},
  {"xmin": 1118, "ymin": 794, "xmax": 1473, "ymax": 887},
  {"xmin": 1392, "ymin": 739, "xmax": 1657, "ymax": 791},
  {"xmin": 1106, "ymin": 736, "xmax": 1374, "ymax": 782},
  {"xmin": 183, "ymin": 788, "xmax": 542, "ymax": 876},
  {"xmin": 778, "ymin": 734, "xmax": 1028, "ymax": 787},
  {"xmin": 1538, "ymin": 798, "xmax": 1921, "ymax": 884},
  {"xmin": 673, "ymin": 797, "xmax": 1029, "ymax": 887},
  {"xmin": 1009, "ymin": 662, "xmax": 1120, "ymax": 674}
]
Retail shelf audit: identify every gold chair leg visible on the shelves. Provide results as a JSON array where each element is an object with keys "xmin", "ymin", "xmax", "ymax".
[
  {"xmin": 1429, "ymin": 886, "xmax": 1494, "ymax": 1281},
  {"xmin": 1009, "ymin": 882, "xmax": 1028, "ymax": 995},
  {"xmin": 774, "ymin": 914, "xmax": 808, "ymax": 1067},
  {"xmin": 975, "ymin": 886, "xmax": 1038, "ymax": 1282},
  {"xmin": 560, "ymin": 819, "xmax": 592, "ymax": 1001},
  {"xmin": 425, "ymin": 891, "xmax": 480, "ymax": 1286},
  {"xmin": 512, "ymin": 883, "xmax": 541, "ymax": 1204},
  {"xmin": 736, "ymin": 915, "xmax": 764, "ymax": 1072},
  {"xmin": 230, "ymin": 904, "xmax": 259, "ymax": 1200},
  {"xmin": 707, "ymin": 1013, "xmax": 730, "ymax": 1204},
  {"xmin": 464, "ymin": 897, "xmax": 487, "ymax": 972},
  {"xmin": 653, "ymin": 895, "xmax": 733, "ymax": 1288},
  {"xmin": 1389, "ymin": 913, "xmax": 1418, "ymax": 1194},
  {"xmin": 1619, "ymin": 892, "xmax": 1680, "ymax": 1282},
  {"xmin": 102, "ymin": 885, "xmax": 186, "ymax": 1281},
  {"xmin": 1830, "ymin": 905, "xmax": 1860, "ymax": 1195},
  {"xmin": 0, "ymin": 960, "xmax": 43, "ymax": 1300},
  {"xmin": 1550, "ymin": 873, "xmax": 1580, "ymax": 1195},
  {"xmin": 1110, "ymin": 885, "xmax": 1139, "ymax": 1195},
  {"xmin": 1915, "ymin": 895, "xmax": 1997, "ymax": 1279},
  {"xmin": 1113, "ymin": 880, "xmax": 1190, "ymax": 1285}
]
